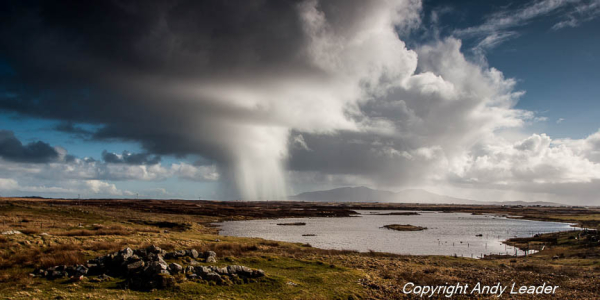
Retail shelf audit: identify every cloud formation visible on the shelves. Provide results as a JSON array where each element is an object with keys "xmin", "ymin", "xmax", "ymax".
[
  {"xmin": 0, "ymin": 130, "xmax": 59, "ymax": 163},
  {"xmin": 0, "ymin": 0, "xmax": 599, "ymax": 203},
  {"xmin": 102, "ymin": 150, "xmax": 161, "ymax": 165},
  {"xmin": 453, "ymin": 0, "xmax": 600, "ymax": 56}
]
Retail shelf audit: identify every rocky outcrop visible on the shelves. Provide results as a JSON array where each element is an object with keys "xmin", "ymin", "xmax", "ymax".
[{"xmin": 33, "ymin": 245, "xmax": 265, "ymax": 290}]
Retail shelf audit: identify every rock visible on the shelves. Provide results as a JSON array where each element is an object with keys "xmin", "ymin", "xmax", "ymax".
[
  {"xmin": 117, "ymin": 248, "xmax": 134, "ymax": 261},
  {"xmin": 50, "ymin": 270, "xmax": 65, "ymax": 279},
  {"xmin": 157, "ymin": 256, "xmax": 167, "ymax": 266},
  {"xmin": 146, "ymin": 245, "xmax": 162, "ymax": 254},
  {"xmin": 75, "ymin": 265, "xmax": 89, "ymax": 276},
  {"xmin": 89, "ymin": 274, "xmax": 112, "ymax": 283},
  {"xmin": 158, "ymin": 269, "xmax": 170, "ymax": 275},
  {"xmin": 34, "ymin": 268, "xmax": 47, "ymax": 277},
  {"xmin": 205, "ymin": 251, "xmax": 217, "ymax": 263},
  {"xmin": 66, "ymin": 265, "xmax": 77, "ymax": 275},
  {"xmin": 133, "ymin": 249, "xmax": 147, "ymax": 257},
  {"xmin": 252, "ymin": 269, "xmax": 265, "ymax": 278},
  {"xmin": 37, "ymin": 246, "xmax": 261, "ymax": 290},
  {"xmin": 98, "ymin": 274, "xmax": 112, "ymax": 281},
  {"xmin": 211, "ymin": 266, "xmax": 229, "ymax": 275},
  {"xmin": 85, "ymin": 263, "xmax": 100, "ymax": 275},
  {"xmin": 227, "ymin": 265, "xmax": 253, "ymax": 277},
  {"xmin": 168, "ymin": 263, "xmax": 183, "ymax": 274},
  {"xmin": 146, "ymin": 252, "xmax": 158, "ymax": 261},
  {"xmin": 145, "ymin": 260, "xmax": 168, "ymax": 276},
  {"xmin": 195, "ymin": 266, "xmax": 211, "ymax": 276},
  {"xmin": 71, "ymin": 274, "xmax": 84, "ymax": 281},
  {"xmin": 127, "ymin": 254, "xmax": 141, "ymax": 262},
  {"xmin": 156, "ymin": 274, "xmax": 176, "ymax": 288},
  {"xmin": 173, "ymin": 250, "xmax": 186, "ymax": 258},
  {"xmin": 188, "ymin": 249, "xmax": 199, "ymax": 259},
  {"xmin": 126, "ymin": 260, "xmax": 145, "ymax": 273},
  {"xmin": 204, "ymin": 272, "xmax": 223, "ymax": 283},
  {"xmin": 1, "ymin": 230, "xmax": 22, "ymax": 235}
]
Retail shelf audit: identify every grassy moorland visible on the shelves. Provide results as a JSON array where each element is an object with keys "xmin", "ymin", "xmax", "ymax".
[{"xmin": 0, "ymin": 198, "xmax": 599, "ymax": 299}]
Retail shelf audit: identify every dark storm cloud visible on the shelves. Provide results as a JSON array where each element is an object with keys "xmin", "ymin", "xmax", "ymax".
[
  {"xmin": 101, "ymin": 150, "xmax": 161, "ymax": 165},
  {"xmin": 0, "ymin": 0, "xmax": 308, "ymax": 158},
  {"xmin": 0, "ymin": 130, "xmax": 59, "ymax": 163},
  {"xmin": 54, "ymin": 122, "xmax": 94, "ymax": 138},
  {"xmin": 0, "ymin": 0, "xmax": 418, "ymax": 200}
]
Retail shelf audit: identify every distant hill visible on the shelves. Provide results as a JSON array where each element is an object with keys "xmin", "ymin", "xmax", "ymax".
[{"xmin": 290, "ymin": 186, "xmax": 563, "ymax": 206}]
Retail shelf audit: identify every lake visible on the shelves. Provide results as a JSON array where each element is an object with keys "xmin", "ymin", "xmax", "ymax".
[{"xmin": 216, "ymin": 210, "xmax": 578, "ymax": 257}]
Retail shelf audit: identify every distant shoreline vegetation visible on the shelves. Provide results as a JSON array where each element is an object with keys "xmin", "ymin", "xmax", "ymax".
[{"xmin": 382, "ymin": 224, "xmax": 427, "ymax": 231}]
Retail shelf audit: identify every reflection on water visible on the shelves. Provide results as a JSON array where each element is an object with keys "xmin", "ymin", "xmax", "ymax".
[{"xmin": 216, "ymin": 210, "xmax": 578, "ymax": 257}]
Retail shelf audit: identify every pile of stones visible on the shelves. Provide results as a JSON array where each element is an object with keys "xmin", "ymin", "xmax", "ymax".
[{"xmin": 32, "ymin": 245, "xmax": 265, "ymax": 290}]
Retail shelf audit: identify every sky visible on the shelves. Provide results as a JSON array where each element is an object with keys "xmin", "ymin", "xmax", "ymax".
[{"xmin": 0, "ymin": 0, "xmax": 599, "ymax": 204}]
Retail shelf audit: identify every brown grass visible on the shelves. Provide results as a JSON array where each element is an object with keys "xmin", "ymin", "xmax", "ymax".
[
  {"xmin": 85, "ymin": 240, "xmax": 129, "ymax": 252},
  {"xmin": 57, "ymin": 225, "xmax": 133, "ymax": 236},
  {"xmin": 19, "ymin": 228, "xmax": 40, "ymax": 235},
  {"xmin": 0, "ymin": 268, "xmax": 34, "ymax": 285},
  {"xmin": 0, "ymin": 248, "xmax": 42, "ymax": 269},
  {"xmin": 38, "ymin": 251, "xmax": 85, "ymax": 268},
  {"xmin": 0, "ymin": 243, "xmax": 86, "ymax": 269}
]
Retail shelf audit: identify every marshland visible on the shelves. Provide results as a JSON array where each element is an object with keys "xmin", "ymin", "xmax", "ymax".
[{"xmin": 1, "ymin": 197, "xmax": 599, "ymax": 299}]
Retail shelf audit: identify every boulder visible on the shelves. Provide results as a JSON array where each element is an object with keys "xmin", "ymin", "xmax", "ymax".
[
  {"xmin": 75, "ymin": 265, "xmax": 89, "ymax": 276},
  {"xmin": 144, "ymin": 260, "xmax": 168, "ymax": 276},
  {"xmin": 211, "ymin": 266, "xmax": 229, "ymax": 276},
  {"xmin": 126, "ymin": 260, "xmax": 145, "ymax": 273},
  {"xmin": 127, "ymin": 254, "xmax": 141, "ymax": 262},
  {"xmin": 49, "ymin": 270, "xmax": 65, "ymax": 279},
  {"xmin": 156, "ymin": 274, "xmax": 176, "ymax": 288},
  {"xmin": 203, "ymin": 272, "xmax": 223, "ymax": 283},
  {"xmin": 146, "ymin": 245, "xmax": 162, "ymax": 254},
  {"xmin": 119, "ymin": 247, "xmax": 134, "ymax": 260},
  {"xmin": 168, "ymin": 263, "xmax": 183, "ymax": 274},
  {"xmin": 227, "ymin": 265, "xmax": 253, "ymax": 277},
  {"xmin": 205, "ymin": 251, "xmax": 217, "ymax": 263},
  {"xmin": 187, "ymin": 249, "xmax": 199, "ymax": 259},
  {"xmin": 184, "ymin": 266, "xmax": 195, "ymax": 274},
  {"xmin": 195, "ymin": 266, "xmax": 211, "ymax": 276},
  {"xmin": 133, "ymin": 249, "xmax": 147, "ymax": 258},
  {"xmin": 252, "ymin": 269, "xmax": 265, "ymax": 278}
]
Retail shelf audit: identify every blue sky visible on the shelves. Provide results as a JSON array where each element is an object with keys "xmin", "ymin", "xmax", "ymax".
[
  {"xmin": 1, "ymin": 0, "xmax": 599, "ymax": 204},
  {"xmin": 421, "ymin": 0, "xmax": 600, "ymax": 139}
]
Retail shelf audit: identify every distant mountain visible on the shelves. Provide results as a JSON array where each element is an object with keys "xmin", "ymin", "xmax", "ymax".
[{"xmin": 290, "ymin": 186, "xmax": 563, "ymax": 206}]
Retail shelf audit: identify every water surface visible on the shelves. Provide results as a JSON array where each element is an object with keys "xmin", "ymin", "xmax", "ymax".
[{"xmin": 217, "ymin": 210, "xmax": 578, "ymax": 257}]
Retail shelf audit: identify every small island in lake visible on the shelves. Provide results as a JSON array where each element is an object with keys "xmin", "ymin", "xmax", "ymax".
[
  {"xmin": 382, "ymin": 224, "xmax": 427, "ymax": 231},
  {"xmin": 371, "ymin": 212, "xmax": 420, "ymax": 216},
  {"xmin": 277, "ymin": 222, "xmax": 306, "ymax": 226}
]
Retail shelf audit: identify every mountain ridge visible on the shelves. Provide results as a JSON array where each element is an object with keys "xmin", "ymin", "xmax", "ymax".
[{"xmin": 290, "ymin": 186, "xmax": 563, "ymax": 206}]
